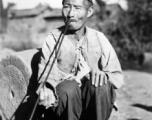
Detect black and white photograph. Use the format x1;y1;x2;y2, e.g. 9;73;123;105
0;0;152;120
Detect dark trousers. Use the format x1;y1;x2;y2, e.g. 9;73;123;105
43;79;116;120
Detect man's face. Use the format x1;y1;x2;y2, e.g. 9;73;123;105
62;0;91;31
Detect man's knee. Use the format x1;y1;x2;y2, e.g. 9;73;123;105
83;80;116;102
56;80;80;99
99;81;116;105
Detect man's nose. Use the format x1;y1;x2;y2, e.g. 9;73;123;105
68;7;75;18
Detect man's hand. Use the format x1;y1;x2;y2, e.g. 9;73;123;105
90;70;107;87
38;85;56;109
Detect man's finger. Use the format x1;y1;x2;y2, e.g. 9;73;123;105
39;88;45;106
99;74;103;86
43;87;49;106
46;89;51;107
91;70;95;85
46;89;55;109
40;88;44;101
104;76;108;84
47;89;53;107
95;72;99;87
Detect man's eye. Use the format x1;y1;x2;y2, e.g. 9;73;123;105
63;6;70;9
76;7;80;9
75;7;81;10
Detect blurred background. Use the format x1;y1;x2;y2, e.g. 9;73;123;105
0;0;152;69
0;0;152;119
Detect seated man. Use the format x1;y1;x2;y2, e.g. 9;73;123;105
37;0;124;120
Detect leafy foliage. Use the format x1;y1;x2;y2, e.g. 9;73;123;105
96;0;152;63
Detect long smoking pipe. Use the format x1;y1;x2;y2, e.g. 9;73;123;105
29;19;70;120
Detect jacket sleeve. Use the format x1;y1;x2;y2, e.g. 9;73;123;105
98;33;124;89
38;33;66;88
103;48;124;89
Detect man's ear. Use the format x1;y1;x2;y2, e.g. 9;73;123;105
87;6;94;18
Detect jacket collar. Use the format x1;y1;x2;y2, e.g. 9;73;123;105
51;26;99;48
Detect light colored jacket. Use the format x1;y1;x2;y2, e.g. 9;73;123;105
38;26;124;93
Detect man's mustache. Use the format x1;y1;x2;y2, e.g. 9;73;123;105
65;19;77;22
69;19;77;22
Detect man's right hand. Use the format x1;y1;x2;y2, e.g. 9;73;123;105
38;85;56;109
90;70;108;87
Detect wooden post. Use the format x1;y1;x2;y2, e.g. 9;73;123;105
0;0;3;33
0;0;7;33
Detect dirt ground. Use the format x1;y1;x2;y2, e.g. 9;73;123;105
109;70;152;120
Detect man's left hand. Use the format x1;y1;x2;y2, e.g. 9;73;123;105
90;70;108;87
